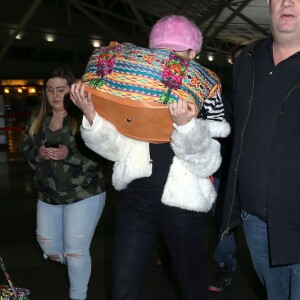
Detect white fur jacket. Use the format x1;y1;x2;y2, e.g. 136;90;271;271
81;113;230;212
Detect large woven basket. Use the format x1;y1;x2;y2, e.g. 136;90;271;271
82;42;219;142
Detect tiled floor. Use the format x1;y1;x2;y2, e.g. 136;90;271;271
0;131;267;300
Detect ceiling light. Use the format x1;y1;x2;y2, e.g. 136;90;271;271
208;55;214;62
45;34;55;42
93;40;101;48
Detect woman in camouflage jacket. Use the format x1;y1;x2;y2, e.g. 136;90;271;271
19;66;106;300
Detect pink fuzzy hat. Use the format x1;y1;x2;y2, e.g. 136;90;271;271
149;15;203;54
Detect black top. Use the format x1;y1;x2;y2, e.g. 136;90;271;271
221;37;300;265
237;42;276;221
237;41;300;221
120;143;174;201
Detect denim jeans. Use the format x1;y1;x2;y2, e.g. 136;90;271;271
36;193;106;300
212;178;237;271
113;192;209;300
213;231;237;271
241;210;300;300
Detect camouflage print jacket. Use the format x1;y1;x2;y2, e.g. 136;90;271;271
19;112;106;205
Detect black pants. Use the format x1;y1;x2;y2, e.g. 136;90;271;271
112;191;209;300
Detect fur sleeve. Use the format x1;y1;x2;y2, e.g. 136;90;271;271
80;114;152;190
80;114;129;162
170;119;230;178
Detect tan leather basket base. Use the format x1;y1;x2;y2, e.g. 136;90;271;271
85;86;173;143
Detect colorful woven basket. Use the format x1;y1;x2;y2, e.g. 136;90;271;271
82;42;220;142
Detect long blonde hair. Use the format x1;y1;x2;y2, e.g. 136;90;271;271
29;66;80;136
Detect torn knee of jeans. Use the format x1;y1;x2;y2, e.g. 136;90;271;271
37;234;51;244
48;253;61;260
45;252;64;263
65;252;83;258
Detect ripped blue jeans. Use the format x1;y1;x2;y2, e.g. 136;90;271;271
36;193;106;300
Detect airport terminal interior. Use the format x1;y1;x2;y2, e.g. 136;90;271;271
0;0;272;299
0;122;266;300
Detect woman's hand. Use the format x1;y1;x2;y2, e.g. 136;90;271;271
168;99;196;126
70;81;95;125
45;145;69;161
38;145;50;160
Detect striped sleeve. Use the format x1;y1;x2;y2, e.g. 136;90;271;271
200;90;225;122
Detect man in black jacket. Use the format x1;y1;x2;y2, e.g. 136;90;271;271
221;0;300;299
